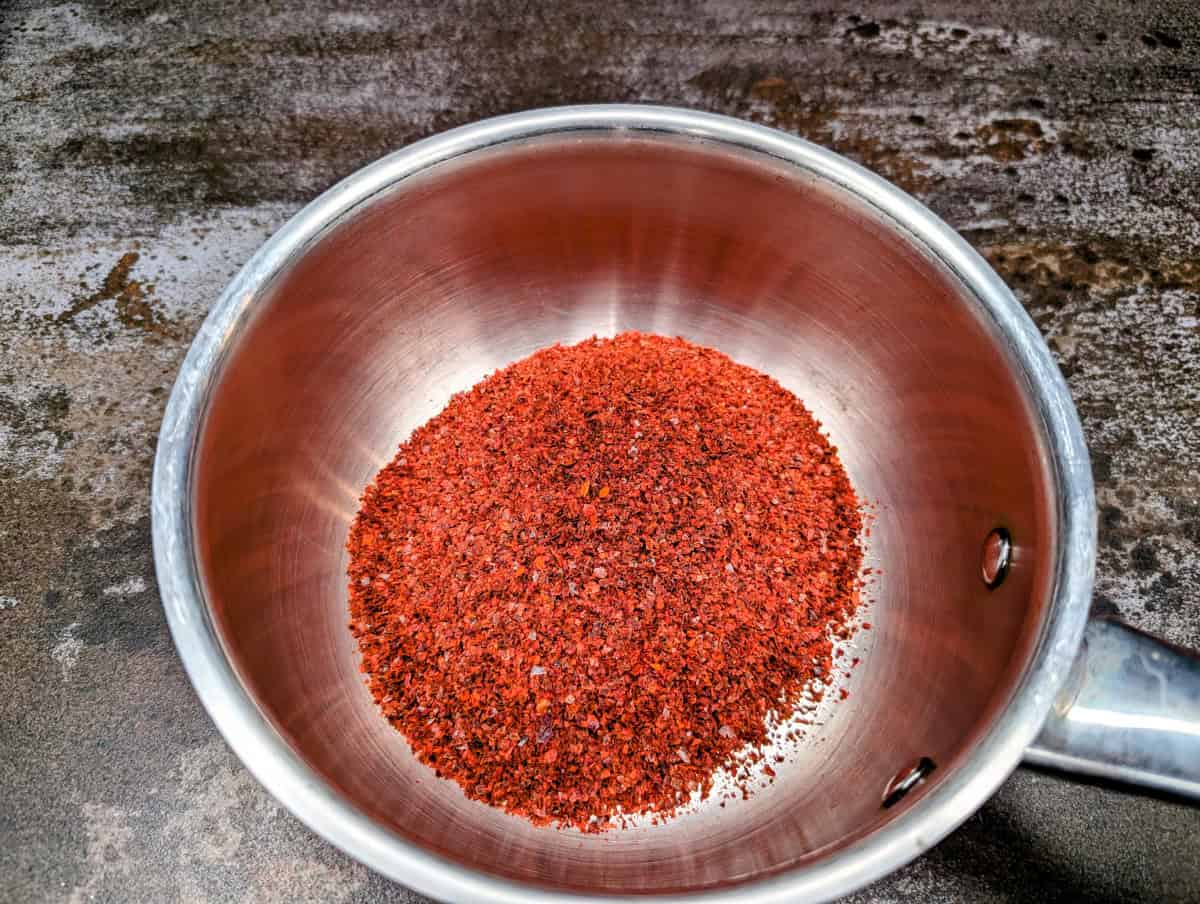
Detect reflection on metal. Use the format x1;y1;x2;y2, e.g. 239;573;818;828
1026;618;1200;799
882;758;938;808
981;527;1012;589
1066;705;1200;739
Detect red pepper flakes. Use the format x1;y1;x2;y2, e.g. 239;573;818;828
348;332;864;830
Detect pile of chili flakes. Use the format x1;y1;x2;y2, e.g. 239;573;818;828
348;332;864;830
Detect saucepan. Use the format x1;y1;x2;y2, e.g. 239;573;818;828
152;105;1200;902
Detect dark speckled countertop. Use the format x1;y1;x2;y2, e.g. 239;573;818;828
2;2;1198;902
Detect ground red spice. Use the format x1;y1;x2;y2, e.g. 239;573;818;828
348;332;864;829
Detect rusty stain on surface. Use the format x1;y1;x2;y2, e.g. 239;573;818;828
728;73;933;194
56;252;175;337
975;118;1049;162
982;240;1200;296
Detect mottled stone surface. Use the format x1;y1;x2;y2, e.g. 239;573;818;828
2;2;1198;902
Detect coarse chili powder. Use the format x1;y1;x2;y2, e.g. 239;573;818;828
348;332;864;830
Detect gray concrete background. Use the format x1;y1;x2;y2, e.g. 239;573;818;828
2;1;1198;901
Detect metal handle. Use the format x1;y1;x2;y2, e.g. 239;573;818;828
1024;617;1200;798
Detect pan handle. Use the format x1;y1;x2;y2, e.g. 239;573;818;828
1024;617;1200;798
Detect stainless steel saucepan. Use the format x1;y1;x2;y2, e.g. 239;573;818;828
152;105;1200;903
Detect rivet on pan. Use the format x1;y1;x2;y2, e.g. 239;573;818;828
981;527;1012;589
882;757;937;808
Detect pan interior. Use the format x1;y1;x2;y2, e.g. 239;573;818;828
192;134;1056;894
